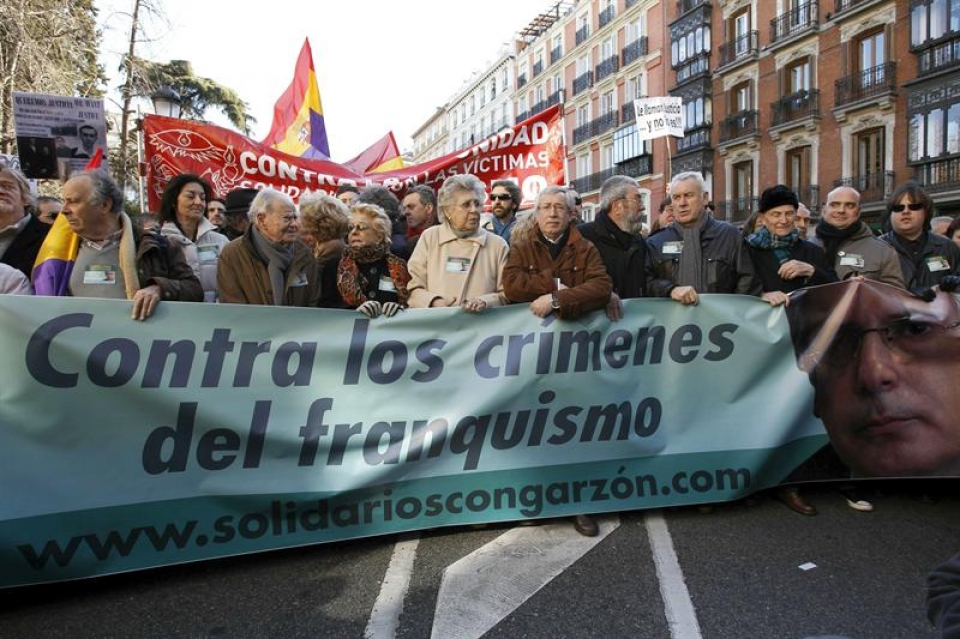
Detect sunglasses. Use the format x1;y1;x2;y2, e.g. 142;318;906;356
490;193;512;202
347;222;371;232
891;203;924;213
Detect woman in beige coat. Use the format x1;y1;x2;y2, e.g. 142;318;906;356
406;174;508;313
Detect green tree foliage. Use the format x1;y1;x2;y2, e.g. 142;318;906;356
124;57;255;134
0;0;106;154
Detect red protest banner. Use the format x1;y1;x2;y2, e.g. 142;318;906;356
142;106;565;211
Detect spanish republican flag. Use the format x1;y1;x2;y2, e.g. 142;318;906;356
342;132;405;174
262;38;331;159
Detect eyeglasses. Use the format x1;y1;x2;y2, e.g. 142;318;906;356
490;193;512;202
347;222;372;233
818;317;960;372
618;196;644;206
891;203;925;213
537;203;568;213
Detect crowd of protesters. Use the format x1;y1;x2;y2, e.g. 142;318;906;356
3;164;960;527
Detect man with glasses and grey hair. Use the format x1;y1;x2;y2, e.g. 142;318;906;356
648;171;760;304
503;184;612;537
787;278;960;477
579;175;655;320
0;165;49;278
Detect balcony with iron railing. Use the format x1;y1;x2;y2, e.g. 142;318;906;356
524;91;564;121
533;60;544;77
570;167;617;194
834;62;896;108
916;34;960;77
676;124;712;154
913;157;960;193
572;70;593;96
616;154;653;178
771;89;820;127
770;1;818;44
718;31;758;69
599;5;616;29
517;73;528;90
716;198;759;225
550;45;563;64
833;171;895;203
576;24;590;46
674;54;710;83
720;110;759;143
595;55;620;83
677;0;709;16
622;36;649;67
834;0;880;15
572;111;620;145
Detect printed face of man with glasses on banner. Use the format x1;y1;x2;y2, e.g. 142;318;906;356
787;278;960;477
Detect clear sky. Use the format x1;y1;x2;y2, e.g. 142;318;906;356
95;0;553;162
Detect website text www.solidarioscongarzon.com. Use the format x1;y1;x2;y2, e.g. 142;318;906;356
17;466;750;571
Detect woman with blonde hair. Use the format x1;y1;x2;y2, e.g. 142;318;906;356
336;203;411;318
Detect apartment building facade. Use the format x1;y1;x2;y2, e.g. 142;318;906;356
678;0;946;228
413;0;959;228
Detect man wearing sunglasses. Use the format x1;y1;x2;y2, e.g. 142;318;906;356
787;278;960;477
879;181;960;291
811;185;904;287
483;180;521;244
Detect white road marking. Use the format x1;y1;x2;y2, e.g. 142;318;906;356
430;516;620;639
364;535;420;639
644;512;703;639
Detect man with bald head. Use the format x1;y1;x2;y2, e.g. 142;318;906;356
811;185;903;287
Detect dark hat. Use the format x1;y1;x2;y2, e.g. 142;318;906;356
758;184;799;213
224;187;258;217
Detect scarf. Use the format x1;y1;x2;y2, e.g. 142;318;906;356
337;241;410;308
33;212;139;298
249;224;294;306
676;214;708;292
537;227;569;261
747;227;799;264
816;220;863;266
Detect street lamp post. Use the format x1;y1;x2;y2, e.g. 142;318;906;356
150;85;182;119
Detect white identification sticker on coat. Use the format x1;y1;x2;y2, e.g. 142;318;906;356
663;241;684;255
83;265;117;284
290;273;308;288
197;245;219;262
838;252;865;268
379;275;396;292
927;255;951;272
445;257;472;273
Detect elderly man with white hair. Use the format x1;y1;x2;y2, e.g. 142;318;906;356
217;188;322;306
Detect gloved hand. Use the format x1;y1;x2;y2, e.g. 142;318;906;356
382;302;402;317
357;300;382;318
939;275;960;293
910;286;937;302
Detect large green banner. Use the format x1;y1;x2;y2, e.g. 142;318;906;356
0;295;825;587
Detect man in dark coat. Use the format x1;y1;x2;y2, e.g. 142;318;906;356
578;175;655;319
0;166;49;278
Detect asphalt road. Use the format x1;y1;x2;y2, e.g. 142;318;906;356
2;480;957;639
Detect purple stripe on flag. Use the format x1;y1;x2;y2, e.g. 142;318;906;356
309;111;330;158
32;259;75;297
